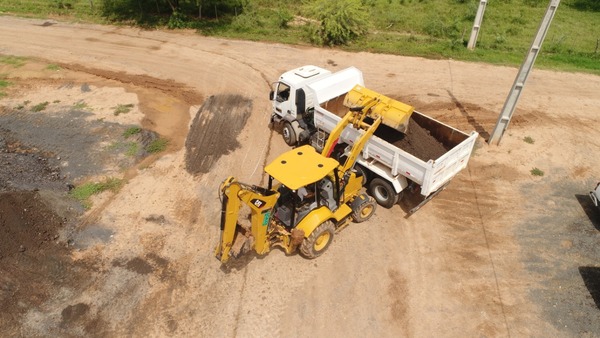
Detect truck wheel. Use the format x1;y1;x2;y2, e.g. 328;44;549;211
354;164;368;186
282;122;297;146
351;195;377;223
300;220;335;259
369;178;399;209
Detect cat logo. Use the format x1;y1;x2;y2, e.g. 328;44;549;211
250;198;266;209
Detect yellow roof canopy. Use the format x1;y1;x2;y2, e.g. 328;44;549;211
265;145;338;190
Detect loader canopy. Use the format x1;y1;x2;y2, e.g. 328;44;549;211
265;145;338;191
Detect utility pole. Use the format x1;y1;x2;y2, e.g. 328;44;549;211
467;0;487;50
488;0;560;145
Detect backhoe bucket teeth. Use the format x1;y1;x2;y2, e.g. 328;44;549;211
230;229;253;259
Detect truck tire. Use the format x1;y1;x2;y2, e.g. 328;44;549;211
369;178;399;209
351;195;377;223
300;220;335;259
354;164;368;186
282;122;297;146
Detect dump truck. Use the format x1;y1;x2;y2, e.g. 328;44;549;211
270;65;479;211
215;87;415;263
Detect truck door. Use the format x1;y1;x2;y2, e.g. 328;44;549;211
272;82;295;120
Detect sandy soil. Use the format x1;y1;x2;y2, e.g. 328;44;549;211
0;16;599;337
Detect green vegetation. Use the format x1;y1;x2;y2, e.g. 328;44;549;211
72;100;89;110
123;126;142;138
46;64;61;71
305;0;369;46
0;55;26;68
146;138;168;153
126;142;139;156
31;101;50;112
1;0;599;73
0;78;9;98
70;177;124;209
530;167;545;176
16;100;31;109
113;103;134;116
523;136;535;144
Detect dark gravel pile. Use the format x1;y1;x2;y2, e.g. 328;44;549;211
374;118;449;162
0;130;66;192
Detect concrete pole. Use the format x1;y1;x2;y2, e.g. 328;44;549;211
488;0;560;145
467;0;487;50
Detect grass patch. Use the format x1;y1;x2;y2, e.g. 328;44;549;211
123;126;142;138
113;103;134;116
31;101;49;112
523;136;535;144
126;142;139;157
2;1;599;75
0;55;26;68
146;138;168;153
72;100;89;110
0;79;9;98
16;100;30;109
46;64;61;71
70;177;124;209
530;168;545;176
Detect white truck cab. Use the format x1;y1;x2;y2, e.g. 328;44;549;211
270;65;363;145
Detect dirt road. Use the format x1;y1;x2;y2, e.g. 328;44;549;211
1;16;599;337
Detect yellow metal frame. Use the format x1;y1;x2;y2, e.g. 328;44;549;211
265;145;339;190
215;177;280;263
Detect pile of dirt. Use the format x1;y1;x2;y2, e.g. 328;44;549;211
0;130;66;192
0;191;65;259
0;191;74;333
374;119;449;162
185;95;252;174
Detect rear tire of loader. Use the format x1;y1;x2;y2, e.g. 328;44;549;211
300;220;335;259
369;178;400;209
282;122;297;146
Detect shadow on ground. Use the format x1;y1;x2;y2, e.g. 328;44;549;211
579;266;600;310
575;194;600;231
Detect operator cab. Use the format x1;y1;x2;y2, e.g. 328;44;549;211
264;145;340;228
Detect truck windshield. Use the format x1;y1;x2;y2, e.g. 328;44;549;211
276;83;290;103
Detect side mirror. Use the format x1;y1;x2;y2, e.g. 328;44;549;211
269;90;274;101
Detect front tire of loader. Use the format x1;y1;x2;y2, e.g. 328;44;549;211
369;178;400;209
351;196;377;223
300;220;335;259
282;122;297;146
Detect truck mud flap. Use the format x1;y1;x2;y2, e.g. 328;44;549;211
405;182;450;217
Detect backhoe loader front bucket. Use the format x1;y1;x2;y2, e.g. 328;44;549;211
344;85;414;133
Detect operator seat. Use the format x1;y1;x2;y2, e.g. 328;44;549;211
319;178;337;211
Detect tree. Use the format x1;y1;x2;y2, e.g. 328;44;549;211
306;0;370;46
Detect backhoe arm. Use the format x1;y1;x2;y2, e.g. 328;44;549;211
215;177;280;263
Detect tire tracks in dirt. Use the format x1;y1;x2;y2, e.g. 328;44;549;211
465;165;512;338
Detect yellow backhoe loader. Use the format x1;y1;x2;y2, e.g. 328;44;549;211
215;85;413;263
